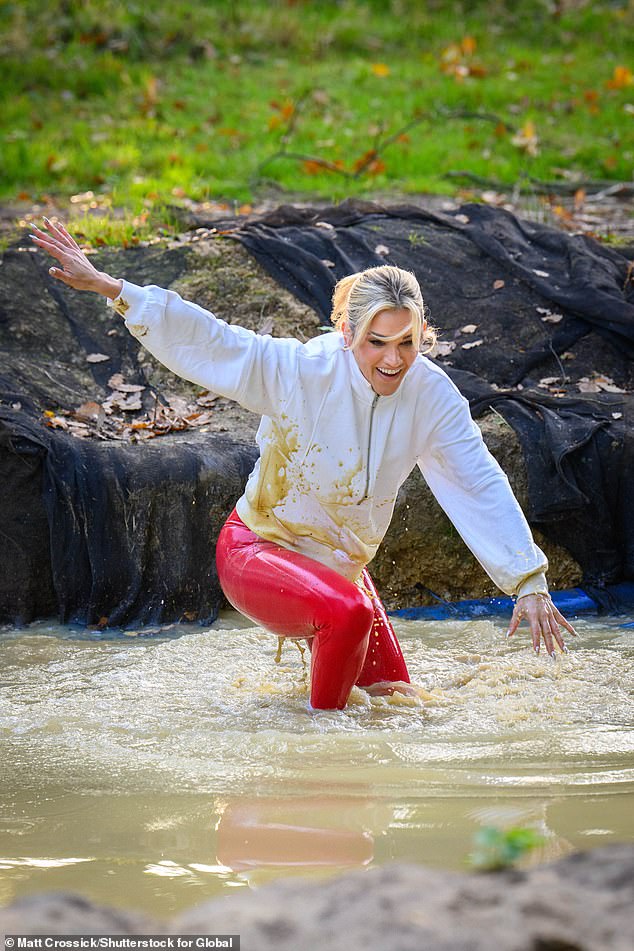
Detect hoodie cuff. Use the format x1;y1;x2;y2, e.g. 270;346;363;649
106;279;147;320
106;280;154;337
515;572;549;600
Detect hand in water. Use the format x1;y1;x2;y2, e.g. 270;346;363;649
362;680;429;699
507;592;577;657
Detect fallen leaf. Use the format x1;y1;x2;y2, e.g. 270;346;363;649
493;279;505;290
460;324;478;334
539;312;564;323
115;383;145;393
532;269;550;278
86;353;110;363
511;120;539;156
196;392;218;407
371;63;390;77
577;379;601;393
374;244;390;256
595;376;626;393
435;341;456;356
462;339;483;350
75;401;105;424
46;415;69;429
606;65;633;89
612;412;623;419
108;373;125;389
166;395;189;416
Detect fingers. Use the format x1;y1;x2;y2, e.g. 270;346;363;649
30;220;81;258
553;606;578;638
48;267;74;286
42;216;78;250
510;594;576;658
506;608;521;638
30;231;69;265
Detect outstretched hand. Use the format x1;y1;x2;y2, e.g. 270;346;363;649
30;219;122;298
507;593;577;657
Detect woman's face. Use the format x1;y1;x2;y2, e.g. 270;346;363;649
347;308;417;396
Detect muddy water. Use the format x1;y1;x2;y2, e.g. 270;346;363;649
0;613;632;916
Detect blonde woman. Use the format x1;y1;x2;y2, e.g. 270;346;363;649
31;219;576;710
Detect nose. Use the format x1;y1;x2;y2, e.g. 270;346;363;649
383;345;401;367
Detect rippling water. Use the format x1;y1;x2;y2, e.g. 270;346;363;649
1;613;633;915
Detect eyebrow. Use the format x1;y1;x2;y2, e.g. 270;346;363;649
368;331;414;339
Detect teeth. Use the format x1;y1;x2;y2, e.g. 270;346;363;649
378;368;401;376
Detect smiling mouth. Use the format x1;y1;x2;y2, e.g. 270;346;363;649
377;367;402;377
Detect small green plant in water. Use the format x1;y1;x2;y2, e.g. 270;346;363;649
468;826;545;871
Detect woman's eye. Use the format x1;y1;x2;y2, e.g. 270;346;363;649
369;339;385;347
401;340;413;348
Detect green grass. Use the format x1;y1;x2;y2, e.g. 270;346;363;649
1;0;632;242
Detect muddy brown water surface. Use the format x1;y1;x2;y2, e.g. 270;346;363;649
1;611;633;917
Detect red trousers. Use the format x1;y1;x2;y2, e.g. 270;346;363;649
216;509;410;710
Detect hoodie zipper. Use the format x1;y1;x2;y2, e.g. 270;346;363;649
358;392;379;503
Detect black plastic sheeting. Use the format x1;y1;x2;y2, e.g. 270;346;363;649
235;201;634;605
0;409;258;626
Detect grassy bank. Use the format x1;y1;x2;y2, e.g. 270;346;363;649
0;0;632;242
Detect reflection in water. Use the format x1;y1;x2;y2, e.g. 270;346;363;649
215;797;378;876
0;613;633;914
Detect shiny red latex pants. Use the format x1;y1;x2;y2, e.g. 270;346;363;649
216;509;410;710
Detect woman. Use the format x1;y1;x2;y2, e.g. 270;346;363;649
31;219;576;710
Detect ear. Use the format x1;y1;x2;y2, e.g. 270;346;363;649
341;322;353;349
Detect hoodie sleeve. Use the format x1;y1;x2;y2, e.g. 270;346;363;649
417;377;548;599
107;279;298;416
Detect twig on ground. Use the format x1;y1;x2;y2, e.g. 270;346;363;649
253;106;520;185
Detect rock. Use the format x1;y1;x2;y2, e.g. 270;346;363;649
173;847;634;950
1;846;632;949
0;891;158;935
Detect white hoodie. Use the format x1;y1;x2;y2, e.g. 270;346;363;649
109;280;548;597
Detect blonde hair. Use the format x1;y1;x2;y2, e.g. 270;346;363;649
330;265;435;353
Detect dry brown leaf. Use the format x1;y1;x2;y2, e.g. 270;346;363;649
462;339;483;350
577;379;601;393
115;383;145;393
374;244;390;256
196;393;218;407
46;415;69;429
166;395;189;416
460;324;478;333
493;279;505;290
435;340;456;356
75;401;105;424
108;373;125;389
86;353;110;363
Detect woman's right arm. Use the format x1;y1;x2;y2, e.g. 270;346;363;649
30;220;297;416
31;219;122;298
